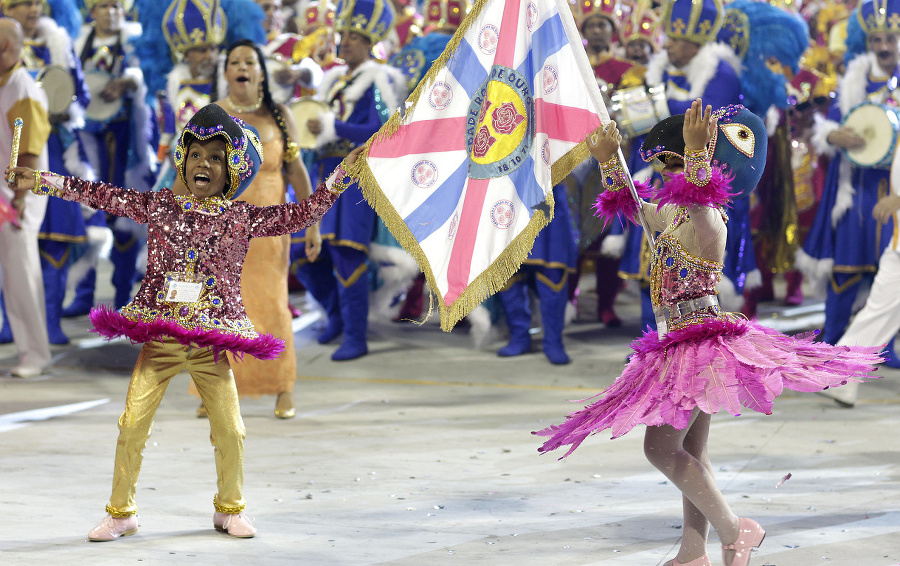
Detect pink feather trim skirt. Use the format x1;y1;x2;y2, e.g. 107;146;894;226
89;305;286;361
535;317;883;458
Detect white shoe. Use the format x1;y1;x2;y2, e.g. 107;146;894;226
88;514;138;541
818;382;859;408
10;365;50;378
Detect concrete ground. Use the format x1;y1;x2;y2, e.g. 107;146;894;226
0;275;898;566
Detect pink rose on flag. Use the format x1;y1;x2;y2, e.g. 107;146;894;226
473;125;496;158
492;102;525;135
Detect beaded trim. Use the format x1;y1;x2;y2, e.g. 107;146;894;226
106;504;136;518
174;194;232;215
213;494;246;514
598;156;628;192
328;165;354;194
683;148;711;187
33;170;65;197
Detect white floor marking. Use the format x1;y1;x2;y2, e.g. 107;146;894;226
0;398;109;433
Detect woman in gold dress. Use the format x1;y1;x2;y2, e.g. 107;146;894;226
193;39;322;418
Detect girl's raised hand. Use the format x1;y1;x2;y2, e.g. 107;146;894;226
587;121;622;163
5;166;36;191
683;98;716;151
344;146;366;166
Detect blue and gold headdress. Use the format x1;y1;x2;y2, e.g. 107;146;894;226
174;104;263;200
162;0;227;56
856;0;900;35
662;0;724;45
335;0;395;44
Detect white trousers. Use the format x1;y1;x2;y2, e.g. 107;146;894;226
0;191;51;370
837;248;900;348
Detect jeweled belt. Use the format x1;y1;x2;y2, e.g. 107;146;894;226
654;294;720;338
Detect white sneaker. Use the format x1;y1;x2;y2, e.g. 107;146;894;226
10;365;50;378
88;514;138;541
818;382;859;408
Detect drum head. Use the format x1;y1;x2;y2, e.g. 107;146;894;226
36;66;75;115
844;104;900;168
290;97;329;149
84;71;123;122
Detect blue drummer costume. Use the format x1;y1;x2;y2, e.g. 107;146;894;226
578;0;658;330
715;1;809;320
800;0;900;348
295;0;405;361
632;0;756;323
70;0;156;316
0;0;92;345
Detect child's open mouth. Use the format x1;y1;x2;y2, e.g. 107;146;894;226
237;76;249;83
194;173;210;187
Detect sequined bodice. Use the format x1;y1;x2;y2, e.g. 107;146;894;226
651;234;722;307
651;232;723;333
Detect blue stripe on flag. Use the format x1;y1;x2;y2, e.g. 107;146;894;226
509;154;544;213
517;13;567;97
404;160;470;242
448;39;488;98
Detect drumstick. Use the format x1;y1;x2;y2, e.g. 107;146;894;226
8;117;23;184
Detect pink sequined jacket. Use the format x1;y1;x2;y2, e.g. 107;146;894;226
32;170;346;360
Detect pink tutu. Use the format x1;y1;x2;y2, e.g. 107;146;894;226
535;317;883;458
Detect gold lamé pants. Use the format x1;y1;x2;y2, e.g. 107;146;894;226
106;339;246;517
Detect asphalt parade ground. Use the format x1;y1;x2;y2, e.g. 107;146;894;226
1;273;898;566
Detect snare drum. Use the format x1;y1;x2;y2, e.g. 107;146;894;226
609;84;670;137
290;97;329;148
35;65;75;115
842;102;900;169
84;71;124;122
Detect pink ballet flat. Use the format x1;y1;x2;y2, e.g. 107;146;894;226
88;514;138;541
722;517;765;566
670;556;711;566
214;511;257;538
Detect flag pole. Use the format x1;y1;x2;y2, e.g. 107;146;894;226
616;147;656;250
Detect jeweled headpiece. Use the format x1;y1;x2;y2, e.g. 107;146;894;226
163;0;227;56
301;0;336;33
620;1;662;49
335;0;395;44
641;105;767;198
572;0;622;32
174;104;264;200
856;0;900;35
422;0;468;32
663;0;724;45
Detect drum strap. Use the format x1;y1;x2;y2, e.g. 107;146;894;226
79;29;124;76
328;73;359;106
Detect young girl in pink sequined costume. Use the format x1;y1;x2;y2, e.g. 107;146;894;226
7;104;359;542
535;100;884;566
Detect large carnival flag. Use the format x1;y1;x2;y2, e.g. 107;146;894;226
349;0;609;331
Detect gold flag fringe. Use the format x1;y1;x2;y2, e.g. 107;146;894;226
346;0;596;331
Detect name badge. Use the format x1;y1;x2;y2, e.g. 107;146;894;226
164;279;203;303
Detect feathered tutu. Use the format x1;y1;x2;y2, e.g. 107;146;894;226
535;316;883;458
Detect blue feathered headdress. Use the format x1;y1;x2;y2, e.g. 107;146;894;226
133;0;173;102
220;0;266;47
46;0;83;38
844;7;867;67
717;0;808;117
